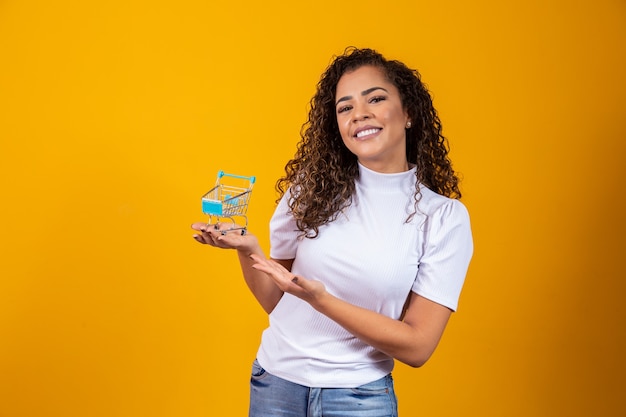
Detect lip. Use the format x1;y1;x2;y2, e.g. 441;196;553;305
353;125;382;139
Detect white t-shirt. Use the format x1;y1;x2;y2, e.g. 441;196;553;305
256;163;473;388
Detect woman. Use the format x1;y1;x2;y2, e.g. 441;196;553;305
192;47;473;417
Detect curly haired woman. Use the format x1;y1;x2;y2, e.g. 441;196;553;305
192;47;473;417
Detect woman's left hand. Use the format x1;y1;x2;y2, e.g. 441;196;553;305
249;254;327;304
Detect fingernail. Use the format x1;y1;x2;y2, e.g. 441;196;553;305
292;277;298;283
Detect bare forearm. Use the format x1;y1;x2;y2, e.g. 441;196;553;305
311;292;447;367
191;223;284;314
237;248;283;314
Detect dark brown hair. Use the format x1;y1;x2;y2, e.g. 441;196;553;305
276;47;461;237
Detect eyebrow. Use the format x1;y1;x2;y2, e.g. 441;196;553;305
335;86;389;106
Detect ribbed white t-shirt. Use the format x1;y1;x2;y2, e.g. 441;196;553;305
256;163;473;388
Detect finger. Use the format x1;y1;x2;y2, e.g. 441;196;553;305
290;275;309;289
193;234;207;244
214;224;249;237
250;261;271;274
249;253;266;264
250;254;281;267
191;222;210;232
252;260;293;284
207;231;226;246
250;256;280;274
214;222;229;231
214;230;241;244
251;261;284;278
198;227;225;246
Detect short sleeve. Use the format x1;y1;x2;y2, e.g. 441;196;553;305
412;199;473;311
269;189;300;260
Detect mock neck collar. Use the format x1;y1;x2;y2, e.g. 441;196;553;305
356;163;417;192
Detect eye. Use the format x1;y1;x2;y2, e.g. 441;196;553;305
369;95;387;104
337;104;352;114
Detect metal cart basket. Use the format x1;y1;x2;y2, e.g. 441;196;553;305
201;171;256;235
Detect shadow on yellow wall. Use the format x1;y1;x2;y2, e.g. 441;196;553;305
1;1;625;416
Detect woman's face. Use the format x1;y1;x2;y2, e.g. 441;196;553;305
335;65;410;173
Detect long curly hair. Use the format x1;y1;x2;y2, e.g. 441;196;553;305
276;47;461;238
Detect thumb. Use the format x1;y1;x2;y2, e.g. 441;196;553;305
290;275;325;301
291;275;313;290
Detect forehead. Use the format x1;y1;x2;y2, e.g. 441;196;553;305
336;65;395;94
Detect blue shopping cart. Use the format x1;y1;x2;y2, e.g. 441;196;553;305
201;171;256;235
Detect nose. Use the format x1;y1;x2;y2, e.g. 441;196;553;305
352;103;372;122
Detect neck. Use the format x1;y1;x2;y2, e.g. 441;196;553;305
358;159;410;173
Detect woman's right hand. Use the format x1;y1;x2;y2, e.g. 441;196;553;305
191;222;258;252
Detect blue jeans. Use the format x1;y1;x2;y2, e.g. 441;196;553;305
249;359;398;417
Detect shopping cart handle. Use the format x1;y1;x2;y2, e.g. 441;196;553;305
217;170;255;183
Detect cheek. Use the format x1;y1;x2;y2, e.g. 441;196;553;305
337;118;351;139
386;106;406;124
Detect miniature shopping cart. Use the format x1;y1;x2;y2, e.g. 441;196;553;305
201;171;256;235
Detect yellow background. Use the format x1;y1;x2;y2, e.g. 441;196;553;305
1;1;625;416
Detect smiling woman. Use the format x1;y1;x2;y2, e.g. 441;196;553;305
335;66;411;173
191;47;473;417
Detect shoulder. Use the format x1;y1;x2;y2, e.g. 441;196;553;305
418;185;470;222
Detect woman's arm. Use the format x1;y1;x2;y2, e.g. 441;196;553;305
191;223;287;314
250;254;452;367
313;290;451;367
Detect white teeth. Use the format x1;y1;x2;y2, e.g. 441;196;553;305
356;128;380;138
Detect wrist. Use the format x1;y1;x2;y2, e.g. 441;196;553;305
309;287;332;311
236;237;261;256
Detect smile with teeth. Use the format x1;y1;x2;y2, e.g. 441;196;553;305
355;128;381;138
